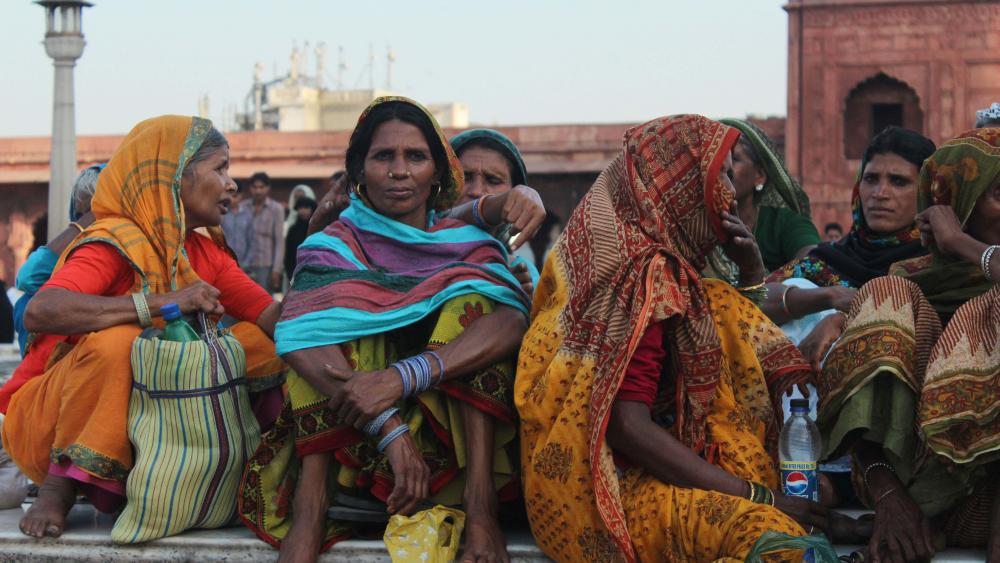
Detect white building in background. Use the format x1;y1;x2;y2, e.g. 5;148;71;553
237;46;469;132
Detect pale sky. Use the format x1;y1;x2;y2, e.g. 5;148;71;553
1;0;790;137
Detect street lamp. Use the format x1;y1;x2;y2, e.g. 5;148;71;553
37;0;92;240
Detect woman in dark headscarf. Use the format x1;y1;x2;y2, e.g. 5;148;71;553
818;127;1000;562
765;127;936;366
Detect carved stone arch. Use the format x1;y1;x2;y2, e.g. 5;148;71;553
843;72;924;159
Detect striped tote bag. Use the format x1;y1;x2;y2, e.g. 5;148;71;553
111;314;261;543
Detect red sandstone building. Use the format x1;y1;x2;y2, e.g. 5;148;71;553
1;0;999;286
784;0;1000;228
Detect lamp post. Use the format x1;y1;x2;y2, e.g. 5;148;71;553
37;0;92;240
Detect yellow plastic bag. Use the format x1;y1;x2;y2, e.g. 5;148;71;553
384;505;466;563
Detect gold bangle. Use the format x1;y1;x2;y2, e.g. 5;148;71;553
874;487;897;506
479;193;501;228
781;285;796;318
738;280;766;292
132;292;153;328
68;222;85;234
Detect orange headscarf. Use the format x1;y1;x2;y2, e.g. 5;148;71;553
56;115;226;292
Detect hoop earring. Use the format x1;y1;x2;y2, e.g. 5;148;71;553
432;182;442;199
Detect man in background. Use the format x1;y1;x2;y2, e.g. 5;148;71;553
220;180;256;268
823;222;844;242
239;172;284;293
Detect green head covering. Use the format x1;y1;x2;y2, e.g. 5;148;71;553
892;127;1000;319
449;128;528;187
718;118;811;217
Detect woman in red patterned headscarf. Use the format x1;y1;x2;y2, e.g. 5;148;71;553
517;115;826;562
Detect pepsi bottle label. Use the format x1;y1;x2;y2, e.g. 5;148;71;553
780;461;818;502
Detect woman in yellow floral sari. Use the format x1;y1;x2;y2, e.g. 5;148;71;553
516;115;827;562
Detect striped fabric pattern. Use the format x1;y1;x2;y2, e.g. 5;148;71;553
112;326;260;544
275;195;530;355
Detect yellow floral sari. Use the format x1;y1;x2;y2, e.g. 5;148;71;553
516;115;812;562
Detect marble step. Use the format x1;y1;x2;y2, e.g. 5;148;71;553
0;505;987;562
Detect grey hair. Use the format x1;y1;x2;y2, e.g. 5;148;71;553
70;166;101;219
182;127;229;175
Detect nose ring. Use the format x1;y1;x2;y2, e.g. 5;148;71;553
388;171;412;180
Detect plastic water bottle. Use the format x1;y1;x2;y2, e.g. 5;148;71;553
780;398;822;562
161;303;199;342
779;398;821;502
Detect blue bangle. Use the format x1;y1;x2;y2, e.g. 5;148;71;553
472;197;489;229
413;354;431;394
425;351;445;384
393;362;412;398
364;407;399;437
377;423;410;453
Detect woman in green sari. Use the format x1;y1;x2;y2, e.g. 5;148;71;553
819;127;1000;563
703;118;820;282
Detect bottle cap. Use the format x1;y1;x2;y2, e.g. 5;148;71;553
790;398;809;411
161;303;181;321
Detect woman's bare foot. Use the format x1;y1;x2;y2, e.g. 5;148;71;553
277;508;325;563
461;505;510;563
19;474;76;538
829;511;873;544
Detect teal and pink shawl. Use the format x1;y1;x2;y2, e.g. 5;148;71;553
275;195;531;355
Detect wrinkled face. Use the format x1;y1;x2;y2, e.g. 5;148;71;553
730;141;765;203
967;177;1000;245
458;145;513;205
180;146;236;229
362;119;439;228
859;152;920;234
250;179;270;204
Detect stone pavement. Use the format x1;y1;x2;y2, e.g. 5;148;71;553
0;504;987;562
0;504;551;562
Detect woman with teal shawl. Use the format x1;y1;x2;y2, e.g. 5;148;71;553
239;97;531;563
818;127;1000;562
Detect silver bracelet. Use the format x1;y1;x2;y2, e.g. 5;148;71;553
132;292;152;328
862;461;895;491
377;423;410;453
981;245;999;282
363;407;399;437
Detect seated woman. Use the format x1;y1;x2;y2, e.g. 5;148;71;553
0;115;284;538
516;115;828;562
238;97;533;563
449;128;535;259
305;136;544;294
819;127;1000;562
704;118;820;278
766;127;935;364
13;164;102;356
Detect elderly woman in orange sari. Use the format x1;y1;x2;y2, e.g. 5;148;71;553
516;115;830;562
0;116;283;539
